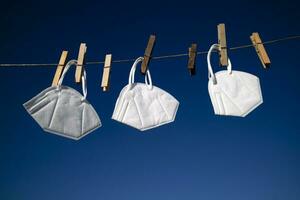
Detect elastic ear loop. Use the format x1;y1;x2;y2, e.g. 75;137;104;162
57;59;87;100
128;61;135;86
128;57;144;86
227;58;232;74
207;44;232;85
207;44;218;85
128;57;152;90
144;70;153;90
81;69;87;100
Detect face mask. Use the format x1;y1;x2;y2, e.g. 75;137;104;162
23;60;101;140
207;44;263;117
112;57;179;131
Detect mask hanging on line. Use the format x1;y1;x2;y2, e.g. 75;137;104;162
112;57;179;131
207;44;263;117
23;60;101;140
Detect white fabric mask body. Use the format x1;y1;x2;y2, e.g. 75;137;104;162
24;60;101;140
207;44;263;117
112;57;179;131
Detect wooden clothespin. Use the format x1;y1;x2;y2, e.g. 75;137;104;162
250;32;271;68
52;51;68;86
75;43;87;83
141;35;156;75
188;43;197;75
217;23;228;67
101;54;112;91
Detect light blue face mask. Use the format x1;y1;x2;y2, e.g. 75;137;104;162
23;60;101;140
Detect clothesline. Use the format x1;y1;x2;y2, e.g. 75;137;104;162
23;43;267;138
0;35;300;67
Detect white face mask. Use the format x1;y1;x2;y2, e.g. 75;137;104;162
112;57;179;131
207;44;263;117
23;60;101;140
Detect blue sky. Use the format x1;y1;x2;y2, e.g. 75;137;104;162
0;0;300;199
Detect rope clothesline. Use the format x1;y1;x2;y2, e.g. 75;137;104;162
1;35;300;67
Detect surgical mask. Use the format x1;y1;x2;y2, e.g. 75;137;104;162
112;57;179;131
23;60;101;140
207;44;263;117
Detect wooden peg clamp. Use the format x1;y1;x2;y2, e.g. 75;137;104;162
141;35;156;75
217;23;228;67
101;54;112;91
188;43;197;75
250;32;271;69
75;43;87;83
52;51;68;86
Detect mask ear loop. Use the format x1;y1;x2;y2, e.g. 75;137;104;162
207;44;232;85
144;69;153;90
57;59;87;100
128;57;145;90
207;44;219;85
227;58;232;74
81;69;87;100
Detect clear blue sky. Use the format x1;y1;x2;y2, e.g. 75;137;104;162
0;0;300;199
